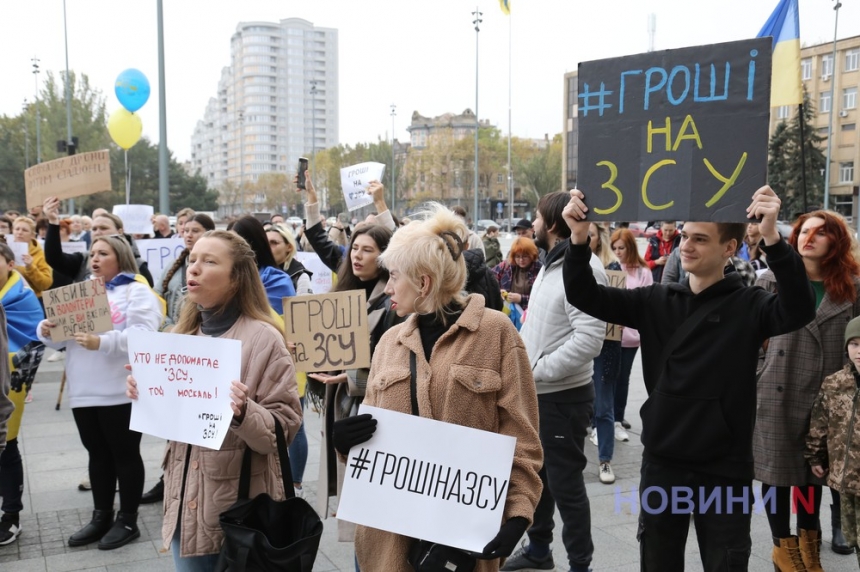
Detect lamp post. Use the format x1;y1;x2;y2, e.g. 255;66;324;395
472;7;482;226
32;57;41;164
390;103;396;213
23;99;29;169
824;0;842;211
310;80;318;184
62;0;76;213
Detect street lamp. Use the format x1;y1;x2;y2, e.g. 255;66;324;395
22;99;29;169
32;57;41;164
390;103;396;213
824;0;842;211
472;7;482;225
310;80;318;184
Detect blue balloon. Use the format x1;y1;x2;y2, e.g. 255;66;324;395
115;68;150;112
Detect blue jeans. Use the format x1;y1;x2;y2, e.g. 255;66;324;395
289;397;308;485
615;347;639;423
172;520;220;572
593;341;621;462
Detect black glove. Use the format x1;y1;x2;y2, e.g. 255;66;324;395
480;516;529;559
332;413;377;455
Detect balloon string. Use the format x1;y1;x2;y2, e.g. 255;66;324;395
125;149;130;205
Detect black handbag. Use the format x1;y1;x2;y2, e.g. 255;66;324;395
215;413;323;572
405;352;477;572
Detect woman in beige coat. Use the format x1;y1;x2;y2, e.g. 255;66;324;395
127;230;302;570
333;205;543;571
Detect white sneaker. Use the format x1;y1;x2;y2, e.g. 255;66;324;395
599;462;615;484
47;351;64;362
614;421;630;442
589;428;598;447
293;486;304;498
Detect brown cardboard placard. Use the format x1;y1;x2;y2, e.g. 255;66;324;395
25;150;112;209
283;290;370;372
42;278;113;342
605;270;627;341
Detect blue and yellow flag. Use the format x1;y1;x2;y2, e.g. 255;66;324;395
757;0;803;107
499;0;510;15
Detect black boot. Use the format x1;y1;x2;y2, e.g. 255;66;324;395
98;511;140;550
140;476;164;504
68;509;114;547
832;502;853;555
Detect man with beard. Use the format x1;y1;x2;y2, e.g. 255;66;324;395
503;191;606;572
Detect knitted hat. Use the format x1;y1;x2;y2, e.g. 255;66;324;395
845;316;860;350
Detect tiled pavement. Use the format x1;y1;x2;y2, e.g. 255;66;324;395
1;349;858;571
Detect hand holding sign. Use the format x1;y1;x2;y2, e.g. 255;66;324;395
339;162;386;212
562;189;591;245
747;185;782;245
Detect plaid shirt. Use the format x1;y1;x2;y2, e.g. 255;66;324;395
491;260;542;310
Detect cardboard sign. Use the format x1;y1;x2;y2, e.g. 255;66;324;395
127;330;240;450
112;204;155;235
24;149;112;209
605;270;627;341
282;290;370;372
294;252;333;294
60;241;89;255
137;237;185;280
577;37;771;222
42;278;112;342
337;405;517;553
7;241;28;266
340;162;385;212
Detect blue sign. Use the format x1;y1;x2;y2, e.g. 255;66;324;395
496;201;504;214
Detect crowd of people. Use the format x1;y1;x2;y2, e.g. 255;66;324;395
1;182;860;572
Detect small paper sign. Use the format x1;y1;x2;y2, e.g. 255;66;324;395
294;252;333;294
61;241;89;255
42;278;113;342
7;241;28;266
337;405;517;553
127;330;240;450
605;270;627;341
112;204;155;235
339;162;385;212
282;290;370;372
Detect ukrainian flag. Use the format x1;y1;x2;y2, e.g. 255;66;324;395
757;0;803;107
499;0;510;15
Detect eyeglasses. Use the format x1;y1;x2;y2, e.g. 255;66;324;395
513;254;532;260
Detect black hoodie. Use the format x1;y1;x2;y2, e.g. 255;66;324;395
563;238;815;480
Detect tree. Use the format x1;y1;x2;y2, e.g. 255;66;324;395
767;89;826;219
514;135;563;202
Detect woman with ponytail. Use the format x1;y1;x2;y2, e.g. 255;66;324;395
156;214;215;329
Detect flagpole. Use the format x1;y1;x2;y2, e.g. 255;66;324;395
507;7;513;231
823;0;841;211
798;103;808;213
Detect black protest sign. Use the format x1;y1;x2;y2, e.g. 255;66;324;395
283;291;371;372
577;37;771;222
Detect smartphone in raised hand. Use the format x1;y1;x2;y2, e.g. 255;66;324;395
297;157;309;190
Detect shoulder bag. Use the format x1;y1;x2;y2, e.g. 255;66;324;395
216;412;324;572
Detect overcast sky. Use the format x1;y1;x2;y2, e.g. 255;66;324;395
1;0;858;163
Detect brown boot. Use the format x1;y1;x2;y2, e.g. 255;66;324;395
772;536;808;572
798;529;823;572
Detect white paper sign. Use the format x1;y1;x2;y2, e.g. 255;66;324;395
337;405;517;552
61;241;89;255
137;237;186;280
113;204;155;235
339;162;385;212
7;241;28;266
128;329;240;450
294;252;332;294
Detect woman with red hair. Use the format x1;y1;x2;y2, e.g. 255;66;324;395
754;210;860;569
492;237;542;310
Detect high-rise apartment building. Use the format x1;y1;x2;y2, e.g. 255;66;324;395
190;18;338;215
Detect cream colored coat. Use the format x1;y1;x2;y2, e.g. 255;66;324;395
354;295;543;572
161;316;302;557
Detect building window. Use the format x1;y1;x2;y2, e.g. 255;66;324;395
777;105;790;119
801;58;812;80
844;87;857;110
820;91;832;114
840;162;855;184
497;174;503;184
843;123;856;131
847;49;860;72
822;54;834;78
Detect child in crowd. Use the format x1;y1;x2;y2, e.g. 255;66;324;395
807;315;860;567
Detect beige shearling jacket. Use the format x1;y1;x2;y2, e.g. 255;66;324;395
161;316;302;557
354;295;543;572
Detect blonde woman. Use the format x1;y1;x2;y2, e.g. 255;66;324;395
267;224;313;295
12;216;52;301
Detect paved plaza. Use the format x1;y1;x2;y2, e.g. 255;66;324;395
0;349;857;571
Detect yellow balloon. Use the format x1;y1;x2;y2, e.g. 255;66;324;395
108;108;142;150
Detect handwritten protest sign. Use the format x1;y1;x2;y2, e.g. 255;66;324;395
337;405;517;552
137;237;185;280
61;241;89;256
127;330;240;450
294;252;333;294
43;278;112;342
7;241;27;266
24;150;112;209
283;290;370;372
578;37;771;222
339;162;385;212
605;270;627;341
112;204;154;235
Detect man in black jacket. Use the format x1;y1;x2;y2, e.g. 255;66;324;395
561;186;815;572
